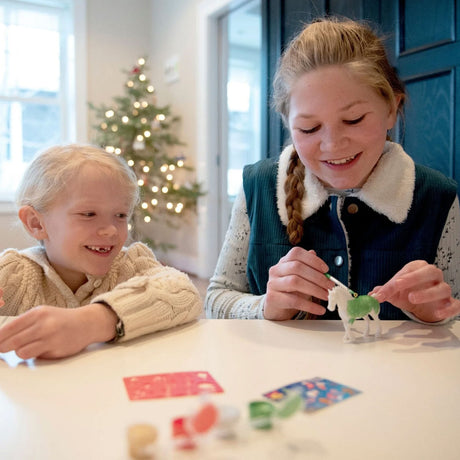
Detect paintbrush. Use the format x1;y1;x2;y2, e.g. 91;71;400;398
325;273;358;297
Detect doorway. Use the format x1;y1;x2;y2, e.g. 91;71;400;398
217;0;262;248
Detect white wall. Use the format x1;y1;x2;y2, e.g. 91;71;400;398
86;0;152;134
144;0;203;273
0;206;35;251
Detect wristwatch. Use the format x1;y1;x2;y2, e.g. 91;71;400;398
113;315;125;342
98;301;125;342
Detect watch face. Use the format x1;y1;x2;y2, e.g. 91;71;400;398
99;301;124;342
115;319;125;339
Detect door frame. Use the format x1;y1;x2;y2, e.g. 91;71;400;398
196;0;250;278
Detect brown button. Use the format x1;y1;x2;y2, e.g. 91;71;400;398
347;203;359;214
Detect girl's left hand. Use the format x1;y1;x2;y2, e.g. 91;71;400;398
370;260;460;322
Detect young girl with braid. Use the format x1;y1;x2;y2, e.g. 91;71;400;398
0;144;202;359
205;18;460;323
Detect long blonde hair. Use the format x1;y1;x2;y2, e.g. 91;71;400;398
16;144;139;215
273;18;406;245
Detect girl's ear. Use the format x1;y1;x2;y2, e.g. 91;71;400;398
18;206;48;240
387;94;403;129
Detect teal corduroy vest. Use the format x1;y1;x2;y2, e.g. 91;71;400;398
243;158;458;320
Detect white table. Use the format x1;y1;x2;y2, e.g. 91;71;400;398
0;319;459;460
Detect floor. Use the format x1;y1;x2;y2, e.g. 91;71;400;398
188;274;210;318
188;274;209;299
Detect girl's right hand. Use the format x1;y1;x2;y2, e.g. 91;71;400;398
264;247;335;320
0;303;118;359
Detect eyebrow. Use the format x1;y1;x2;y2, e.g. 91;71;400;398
294;100;367;119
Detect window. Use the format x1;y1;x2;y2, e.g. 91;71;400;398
0;0;76;201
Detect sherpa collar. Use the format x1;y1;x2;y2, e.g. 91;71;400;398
276;141;416;225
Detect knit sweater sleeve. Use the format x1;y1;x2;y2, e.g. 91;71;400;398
434;195;460;300
404;196;460;324
0;249;29;315
92;243;202;341
0;248;48;316
205;188;266;319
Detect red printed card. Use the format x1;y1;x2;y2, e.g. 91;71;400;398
123;371;224;401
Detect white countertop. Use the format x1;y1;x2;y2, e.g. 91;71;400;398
0;319;459;459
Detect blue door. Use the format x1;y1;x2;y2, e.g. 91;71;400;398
382;0;460;194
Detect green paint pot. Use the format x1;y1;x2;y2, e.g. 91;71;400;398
249;401;275;430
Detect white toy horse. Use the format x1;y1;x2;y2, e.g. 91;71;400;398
327;285;381;342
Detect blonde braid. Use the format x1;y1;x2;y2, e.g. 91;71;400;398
284;149;305;245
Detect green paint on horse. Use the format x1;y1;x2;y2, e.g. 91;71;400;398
347;295;380;324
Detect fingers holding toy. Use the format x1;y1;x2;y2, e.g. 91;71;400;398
370;260;459;322
264;247;334;320
269;247;333;295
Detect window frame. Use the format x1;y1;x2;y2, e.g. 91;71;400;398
0;0;86;210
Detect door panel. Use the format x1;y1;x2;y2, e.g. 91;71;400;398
390;0;460;193
401;0;454;52
403;71;454;178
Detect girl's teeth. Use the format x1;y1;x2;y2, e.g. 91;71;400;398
327;154;357;165
87;246;110;253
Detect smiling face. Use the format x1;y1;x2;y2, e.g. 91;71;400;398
38;164;131;291
288;65;398;189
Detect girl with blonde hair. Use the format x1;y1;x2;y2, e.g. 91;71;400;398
0;144;202;359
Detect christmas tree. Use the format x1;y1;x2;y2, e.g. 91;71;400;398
89;58;203;249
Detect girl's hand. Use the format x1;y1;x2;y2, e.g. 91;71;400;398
370;260;460;322
0;303;118;359
264;247;335;320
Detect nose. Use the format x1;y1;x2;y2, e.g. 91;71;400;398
320;125;348;152
97;223;117;237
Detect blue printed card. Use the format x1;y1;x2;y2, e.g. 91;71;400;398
263;377;361;412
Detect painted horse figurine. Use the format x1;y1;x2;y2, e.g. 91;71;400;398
327;285;381;342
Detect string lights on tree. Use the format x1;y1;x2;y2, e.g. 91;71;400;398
90;58;203;248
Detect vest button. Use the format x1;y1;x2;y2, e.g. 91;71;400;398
347;203;359;214
334;256;344;267
94;279;102;288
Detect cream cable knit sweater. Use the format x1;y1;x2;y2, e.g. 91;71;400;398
0;242;202;341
